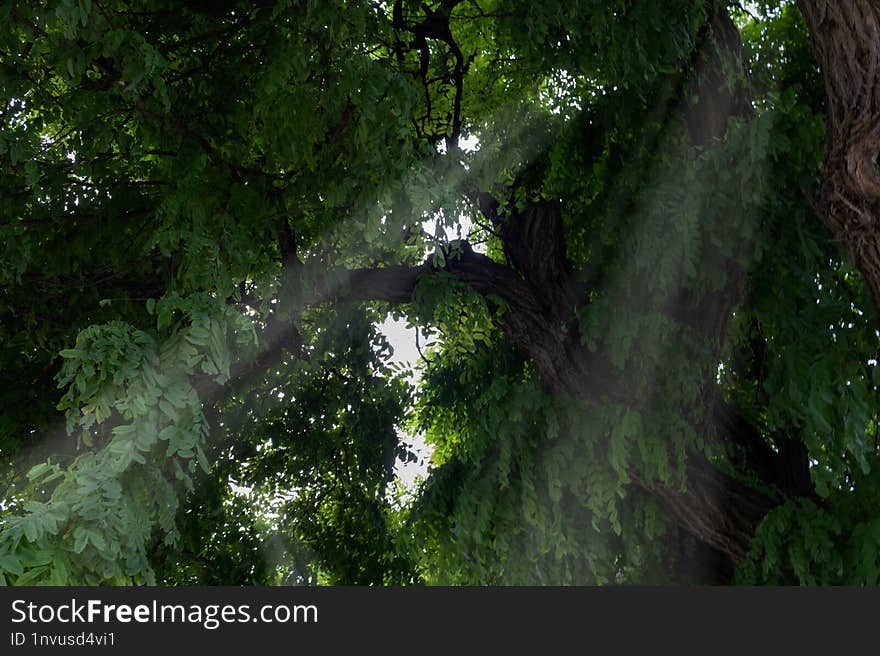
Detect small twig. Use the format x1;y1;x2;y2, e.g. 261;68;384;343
415;326;434;366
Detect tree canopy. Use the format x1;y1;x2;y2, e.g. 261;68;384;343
2;0;880;585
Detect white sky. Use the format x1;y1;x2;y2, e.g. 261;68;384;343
379;315;433;489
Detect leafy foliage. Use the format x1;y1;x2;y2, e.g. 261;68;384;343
2;0;879;585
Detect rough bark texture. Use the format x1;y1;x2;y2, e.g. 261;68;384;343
630;454;773;565
799;0;880;311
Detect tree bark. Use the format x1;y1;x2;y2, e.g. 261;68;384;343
799;0;880;311
629;454;773;565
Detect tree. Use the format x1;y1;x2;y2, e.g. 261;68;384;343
1;0;879;586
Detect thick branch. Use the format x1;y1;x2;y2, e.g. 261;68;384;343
462;187;579;325
197;244;591;406
331;246;590;397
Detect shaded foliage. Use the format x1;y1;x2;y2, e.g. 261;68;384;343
2;0;880;585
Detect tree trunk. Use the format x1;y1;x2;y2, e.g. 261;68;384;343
799;0;880;311
629;455;773;566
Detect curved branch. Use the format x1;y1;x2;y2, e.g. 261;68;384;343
325;246;590;397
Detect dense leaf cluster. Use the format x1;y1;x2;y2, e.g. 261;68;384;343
2;0;879;585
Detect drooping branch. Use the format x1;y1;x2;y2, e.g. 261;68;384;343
239;240;778;569
329;247;779;567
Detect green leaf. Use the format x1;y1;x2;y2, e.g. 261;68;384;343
14;566;49;586
26;462;51;481
195;444;211;474
73;528;89;554
0;554;24;576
